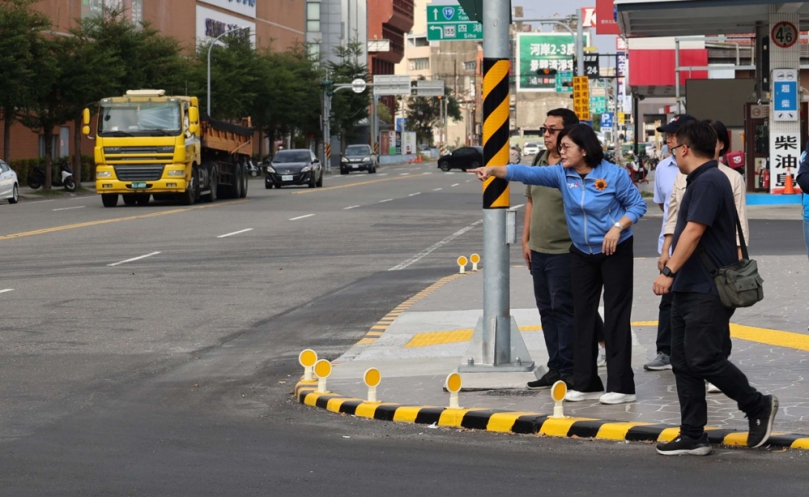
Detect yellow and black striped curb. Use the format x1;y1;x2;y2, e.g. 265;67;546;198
295;382;809;451
353;272;471;346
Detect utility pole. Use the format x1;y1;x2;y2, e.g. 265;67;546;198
459;0;533;373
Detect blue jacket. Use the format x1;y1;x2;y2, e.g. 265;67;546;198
505;160;647;254
799;142;809;221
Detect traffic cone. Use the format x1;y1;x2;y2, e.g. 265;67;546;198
784;168;796;194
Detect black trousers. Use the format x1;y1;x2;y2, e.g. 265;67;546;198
656;292;673;356
670;291;765;438
570;237;635;394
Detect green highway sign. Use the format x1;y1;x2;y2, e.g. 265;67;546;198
590;96;607;114
516;32;589;92
427;5;483;41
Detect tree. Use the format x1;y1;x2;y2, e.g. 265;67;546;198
327;41;369;149
404;79;462;144
192;33;259;120
0;0;50;162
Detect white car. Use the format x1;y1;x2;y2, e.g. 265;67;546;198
0;160;19;204
522;142;540;156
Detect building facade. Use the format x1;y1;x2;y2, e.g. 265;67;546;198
0;0;305;162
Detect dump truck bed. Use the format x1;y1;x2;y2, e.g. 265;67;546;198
201;116;253;156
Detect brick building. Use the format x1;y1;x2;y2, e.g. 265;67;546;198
0;0;304;162
367;0;414;113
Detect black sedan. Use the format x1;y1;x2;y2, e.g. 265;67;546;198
265;149;323;189
340;144;377;174
437;146;483;172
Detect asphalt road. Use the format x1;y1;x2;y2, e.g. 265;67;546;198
0;163;806;496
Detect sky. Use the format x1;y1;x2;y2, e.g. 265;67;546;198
519;1;617;54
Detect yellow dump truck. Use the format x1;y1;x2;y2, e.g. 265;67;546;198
83;89;253;207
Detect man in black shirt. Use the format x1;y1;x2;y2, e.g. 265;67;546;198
652;121;778;456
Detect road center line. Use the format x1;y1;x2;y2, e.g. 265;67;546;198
0;289;14;294
451;183;460;187
389;219;483;271
433;187;443;191
217;228;254;238
108;251;161;267
290;214;315;220
52;206;86;212
379;198;393;203
409;192;421;196
343;205;360;210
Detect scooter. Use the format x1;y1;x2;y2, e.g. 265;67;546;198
27;160;76;192
246;159;260;177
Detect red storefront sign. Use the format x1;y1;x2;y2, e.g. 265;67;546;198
596;0;621;35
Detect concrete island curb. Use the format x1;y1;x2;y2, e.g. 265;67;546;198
294;382;809;451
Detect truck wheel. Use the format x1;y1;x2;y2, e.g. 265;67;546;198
180;168;197;205
122;195;137;206
202;163;217;202
239;163;248;198
231;164;243;198
101;194;118;207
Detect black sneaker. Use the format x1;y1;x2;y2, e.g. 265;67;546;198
747;394;779;448
560;375;575;390
656;433;712;456
527;370;561;390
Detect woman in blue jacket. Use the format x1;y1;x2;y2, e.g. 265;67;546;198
471;124;647;405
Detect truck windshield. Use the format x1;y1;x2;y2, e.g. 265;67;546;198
99;102;182;137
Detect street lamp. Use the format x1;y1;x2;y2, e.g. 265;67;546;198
207;26;251;116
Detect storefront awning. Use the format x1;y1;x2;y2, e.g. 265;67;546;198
616;0;809;37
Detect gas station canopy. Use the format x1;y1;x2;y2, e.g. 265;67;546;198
616;0;809;37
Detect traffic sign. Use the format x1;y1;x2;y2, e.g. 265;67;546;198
416;80;445;97
373;75;411;96
516;32;589;92
773;68;798;121
426;4;483;41
583;53;599;79
771;21;798;48
617;112;625;125
555;71;573;93
590;96;607;114
351;78;367;94
573;76;591;121
601;112;614;131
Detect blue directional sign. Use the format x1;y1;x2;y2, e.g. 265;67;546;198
773;69;798;121
601;112;614;130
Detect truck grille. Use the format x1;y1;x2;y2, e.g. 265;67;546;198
114;165;165;181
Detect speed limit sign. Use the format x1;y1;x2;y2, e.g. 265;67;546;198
771;21;798;48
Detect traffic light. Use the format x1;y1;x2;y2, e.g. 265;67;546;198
572;76;591;121
321;80;334;97
536;68;557;77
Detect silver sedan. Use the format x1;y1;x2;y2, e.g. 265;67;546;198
0;160;19;204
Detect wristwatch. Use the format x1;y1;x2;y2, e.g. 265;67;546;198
613;222;623;231
661;266;676;277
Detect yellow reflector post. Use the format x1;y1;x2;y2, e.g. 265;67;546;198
470;253;480;271
446;372;462;408
364;368;381;387
299;349;318;367
457;256;468;274
550;380;568;418
315;359;332;393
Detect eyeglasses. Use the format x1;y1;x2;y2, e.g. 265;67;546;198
670;143;686;153
559;143;580;152
540;127;562;135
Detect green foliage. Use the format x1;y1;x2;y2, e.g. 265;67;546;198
327;41;370;144
404;78;462;143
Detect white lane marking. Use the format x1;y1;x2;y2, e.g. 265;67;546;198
379;198;393;203
52;206;85;212
424;172;433;175
343;205;360;210
377;173;388;176
445;172;455;175
289;214;315;221
217;228;254;238
433;187;443;191
389;220;483;271
451;183;460;187
399;173;410;176
466;179;472;183
512;203;525;210
409;192;421;197
29;199;57;204
108;251;161;267
0;289;14;294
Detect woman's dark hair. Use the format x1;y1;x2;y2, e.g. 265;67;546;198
557;123;603;167
705;119;730;156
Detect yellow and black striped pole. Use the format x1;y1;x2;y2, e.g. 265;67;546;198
482;58;511;209
459;0;534;374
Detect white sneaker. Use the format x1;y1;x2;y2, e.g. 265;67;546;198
707;382;721;394
597;345;607;368
564;390;604;402
599;392;637;405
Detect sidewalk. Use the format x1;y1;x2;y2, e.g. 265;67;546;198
302;255;809;446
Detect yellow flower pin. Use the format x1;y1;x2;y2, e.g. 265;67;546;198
594;179;608;191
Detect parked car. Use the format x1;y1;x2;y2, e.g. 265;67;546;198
522;142;540;156
340;144;377;174
437;146;483;172
0;160;19;204
265;149;323;189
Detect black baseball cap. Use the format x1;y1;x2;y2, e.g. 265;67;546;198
657;114;696;133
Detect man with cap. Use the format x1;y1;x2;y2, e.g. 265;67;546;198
644;114;696;371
